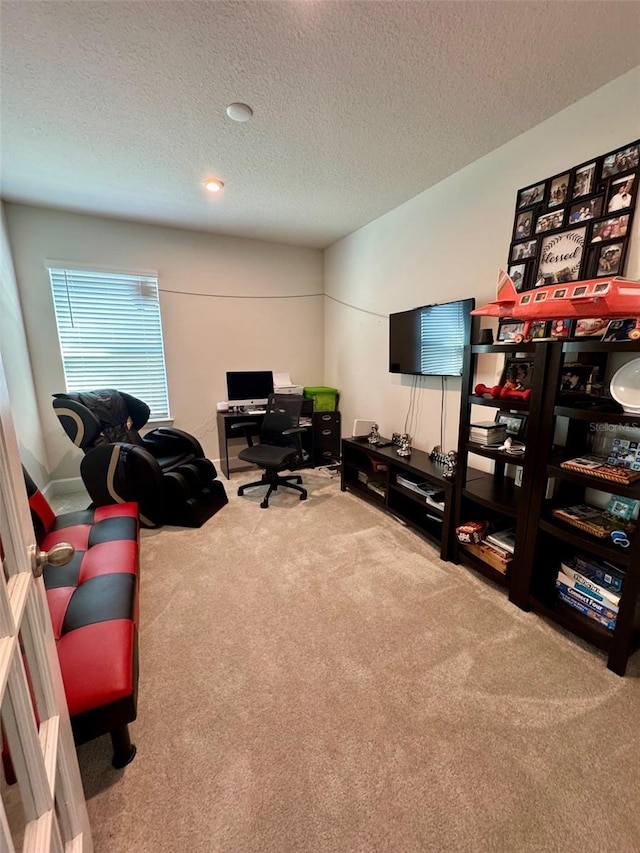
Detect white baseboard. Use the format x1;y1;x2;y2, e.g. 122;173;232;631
44;476;86;497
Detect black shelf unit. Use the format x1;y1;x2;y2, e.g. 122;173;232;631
523;338;640;675
454;342;551;600
340;438;455;560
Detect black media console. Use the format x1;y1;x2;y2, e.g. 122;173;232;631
340;437;456;560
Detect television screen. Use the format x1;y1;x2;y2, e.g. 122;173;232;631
226;370;274;406
389;298;475;376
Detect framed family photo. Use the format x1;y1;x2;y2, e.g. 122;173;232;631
494;410;528;439
508;139;638;288
526;320;549;341
501;358;534;391
497;318;526;343
596;243;623;276
560;363;594;393
572;162;596;199
573;318;609;338
602;318;640;342
550;318;572;339
518;182;545;209
548;174;569;208
608;175;634;212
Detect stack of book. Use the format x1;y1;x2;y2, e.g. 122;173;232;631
556;555;625;631
469;421;507;446
485;528;516;556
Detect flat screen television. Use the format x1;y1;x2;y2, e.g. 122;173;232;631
226;370;274;408
389;298;475;376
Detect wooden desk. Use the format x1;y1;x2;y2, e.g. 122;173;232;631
217;411;265;479
217;401;317;479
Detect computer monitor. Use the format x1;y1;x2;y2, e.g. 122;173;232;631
226;371;274;408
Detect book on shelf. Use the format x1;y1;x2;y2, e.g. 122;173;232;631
560;455;640;484
469;422;508;446
485;528;516;555
574;554;626;593
556;589;617;631
425;494;445;511
396;473;421;491
557;571;619;617
561;560;622;607
366;480;386;498
551;505;636;539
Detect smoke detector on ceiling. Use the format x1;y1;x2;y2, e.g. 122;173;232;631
226;103;253;122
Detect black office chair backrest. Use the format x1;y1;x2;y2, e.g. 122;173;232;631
261;394;303;446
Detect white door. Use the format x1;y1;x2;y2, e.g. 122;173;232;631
0;354;92;852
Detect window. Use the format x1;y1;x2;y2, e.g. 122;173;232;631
48;267;170;419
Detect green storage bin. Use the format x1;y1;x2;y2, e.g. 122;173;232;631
303;386;339;412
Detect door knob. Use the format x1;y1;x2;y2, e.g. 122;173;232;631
30;542;75;578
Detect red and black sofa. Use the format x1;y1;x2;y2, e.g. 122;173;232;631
25;468;140;769
52;389;228;528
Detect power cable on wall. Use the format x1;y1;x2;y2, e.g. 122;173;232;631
158;288;324;300
156;290;389;322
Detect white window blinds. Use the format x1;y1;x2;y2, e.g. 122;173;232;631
48;267;170;419
419;301;466;375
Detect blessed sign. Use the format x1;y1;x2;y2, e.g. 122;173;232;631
536;227;586;285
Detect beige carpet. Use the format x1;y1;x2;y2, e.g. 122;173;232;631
22;470;640;850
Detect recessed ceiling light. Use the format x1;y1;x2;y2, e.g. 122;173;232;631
203;178;224;193
226;103;253;122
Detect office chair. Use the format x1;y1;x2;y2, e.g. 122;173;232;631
52;389;228;528
231;394;308;508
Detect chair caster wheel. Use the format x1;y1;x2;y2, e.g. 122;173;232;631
300;494;307;501
260;500;268;509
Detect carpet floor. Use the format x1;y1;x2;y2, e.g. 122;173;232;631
16;469;640;851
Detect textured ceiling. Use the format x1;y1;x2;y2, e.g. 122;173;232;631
1;1;639;248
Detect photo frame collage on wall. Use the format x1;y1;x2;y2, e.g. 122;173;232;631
507;139;639;294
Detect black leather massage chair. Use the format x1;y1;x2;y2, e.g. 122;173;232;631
53;389;228;528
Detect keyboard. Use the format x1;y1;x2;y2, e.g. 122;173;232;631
246;409;266;415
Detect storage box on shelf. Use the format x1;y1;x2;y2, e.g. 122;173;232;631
522;338;640;675
303;386;339;412
454;342;552;599
340;438;455;560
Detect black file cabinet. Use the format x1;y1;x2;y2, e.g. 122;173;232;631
313;412;341;465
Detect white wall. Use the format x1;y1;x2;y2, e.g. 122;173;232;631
324;67;640;455
0;203;49;484
4;205;324;479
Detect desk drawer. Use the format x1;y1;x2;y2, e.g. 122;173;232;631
313;412;341;460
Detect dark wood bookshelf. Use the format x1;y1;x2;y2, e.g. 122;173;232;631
462;473;522;517
456;338;640;674
466;442;525;464
469;396;530;411
457;544;510;589
563;340;640;354
455;342;551;608
547;460;640;500
528;594;615;654
527;340;640;675
554;405;637;426
472;343;538;354
538;517;632;567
